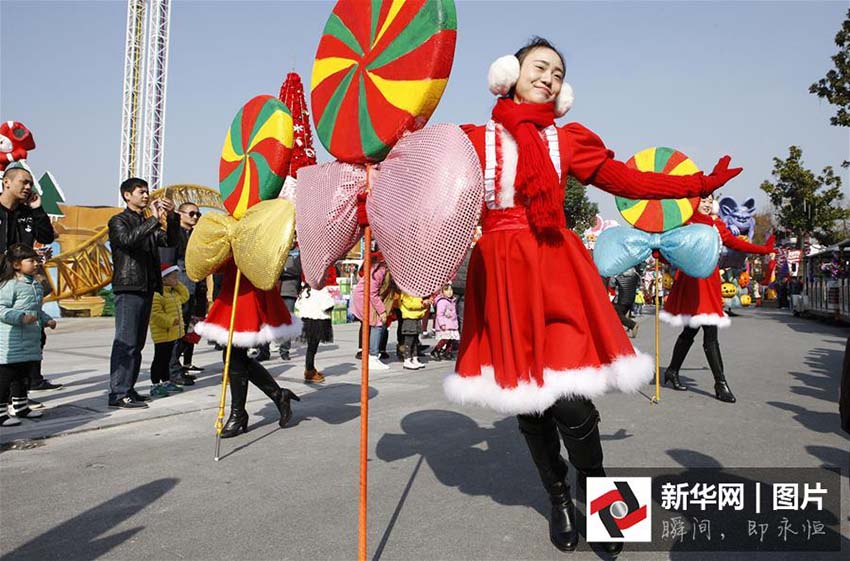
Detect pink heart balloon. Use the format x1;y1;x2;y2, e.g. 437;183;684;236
368;124;484;297
296;162;366;288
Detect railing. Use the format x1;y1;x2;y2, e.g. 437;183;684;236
803;278;850;321
43;226;113;302
43;184;222;303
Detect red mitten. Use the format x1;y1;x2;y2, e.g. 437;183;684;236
701;156;743;196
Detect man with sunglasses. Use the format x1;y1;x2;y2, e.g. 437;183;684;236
169;203;207;380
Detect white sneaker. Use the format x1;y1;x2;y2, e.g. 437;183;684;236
403;358;418;370
368;355;390;371
411;357;425;369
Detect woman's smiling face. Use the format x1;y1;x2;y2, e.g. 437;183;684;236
513;47;564;105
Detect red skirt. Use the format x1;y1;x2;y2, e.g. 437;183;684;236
661;268;730;329
444;210;652;415
194;263;301;348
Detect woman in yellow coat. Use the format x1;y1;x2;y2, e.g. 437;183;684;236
149;264;190;397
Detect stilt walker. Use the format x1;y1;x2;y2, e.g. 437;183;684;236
185;95;303;458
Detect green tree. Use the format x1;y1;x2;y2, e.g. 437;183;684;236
563;176;599;233
759;146;850;247
809;9;850;127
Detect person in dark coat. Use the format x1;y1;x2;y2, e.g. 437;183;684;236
107;178;175;408
0;162;59;394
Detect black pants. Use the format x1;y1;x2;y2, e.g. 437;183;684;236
174;296;194;367
0;362;36;404
403;335;419;359
305;337;320;371
151;341;175;384
517;397;604;494
614;303;635;330
27;329;47;386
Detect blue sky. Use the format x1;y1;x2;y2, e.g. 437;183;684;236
2;1;847;221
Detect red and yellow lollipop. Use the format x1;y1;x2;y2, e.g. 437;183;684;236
615;147;700;233
311;0;457;163
219;95;294;219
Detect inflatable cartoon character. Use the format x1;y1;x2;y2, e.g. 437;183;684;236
0;121;35;176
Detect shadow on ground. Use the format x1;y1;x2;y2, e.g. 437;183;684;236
0;478;179;561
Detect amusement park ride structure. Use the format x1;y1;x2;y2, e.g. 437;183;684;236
119;0;170;196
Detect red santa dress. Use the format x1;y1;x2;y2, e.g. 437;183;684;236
443;120;718;415
661;212;774;329
194;261;301;348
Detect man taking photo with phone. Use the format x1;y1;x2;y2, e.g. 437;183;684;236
107;177;176;409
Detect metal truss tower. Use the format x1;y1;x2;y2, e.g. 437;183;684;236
119;0;171;199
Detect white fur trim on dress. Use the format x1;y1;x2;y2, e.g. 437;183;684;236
659;311;731;329
488;55;520;96
193;317;303;348
498;128;517;207
443;352;653;415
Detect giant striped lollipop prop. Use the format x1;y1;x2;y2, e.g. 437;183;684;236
219;95;294;219
615;147;700;232
311;0;457;163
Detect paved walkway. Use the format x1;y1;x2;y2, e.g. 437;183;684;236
0;308;847;560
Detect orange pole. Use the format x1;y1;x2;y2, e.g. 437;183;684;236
358;166;373;561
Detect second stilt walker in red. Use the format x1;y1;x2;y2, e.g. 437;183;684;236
443;37;744;555
660;195;774;400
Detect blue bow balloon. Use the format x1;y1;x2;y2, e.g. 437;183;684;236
593;224;720;279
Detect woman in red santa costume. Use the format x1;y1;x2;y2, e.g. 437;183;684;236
442;37;743;555
195;261;302;437
660;195;774;401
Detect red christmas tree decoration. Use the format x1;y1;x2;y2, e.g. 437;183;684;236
278;72;317;178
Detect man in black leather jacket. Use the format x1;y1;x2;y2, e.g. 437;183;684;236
107;178;175;408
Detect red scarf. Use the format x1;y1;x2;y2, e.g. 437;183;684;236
492;97;564;244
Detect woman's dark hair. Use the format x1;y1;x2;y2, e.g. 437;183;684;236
509;36;566;99
514;36;566;71
0;243;39;283
301;282;312;299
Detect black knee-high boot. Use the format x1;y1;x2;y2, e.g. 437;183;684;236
664;330;696;391
245;359;300;427
704;341;735;403
555;404;623;558
517;415;578;552
221;369;249;438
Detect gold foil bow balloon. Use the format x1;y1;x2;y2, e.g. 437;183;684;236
186;198;296;291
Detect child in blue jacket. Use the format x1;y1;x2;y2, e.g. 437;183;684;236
0;244;56;425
